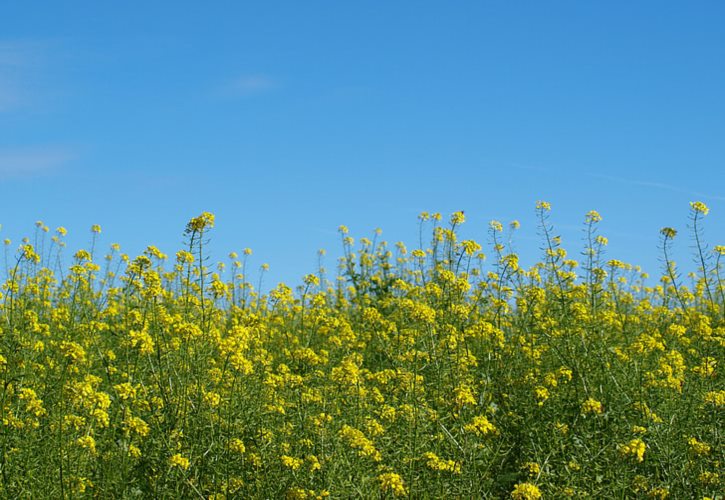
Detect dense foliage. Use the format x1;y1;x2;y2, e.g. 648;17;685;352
0;203;722;498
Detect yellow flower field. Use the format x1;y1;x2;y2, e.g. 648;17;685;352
0;203;722;498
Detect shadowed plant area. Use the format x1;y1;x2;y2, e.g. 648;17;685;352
0;202;723;498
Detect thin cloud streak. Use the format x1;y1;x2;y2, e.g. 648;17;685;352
0;40;46;111
584;172;725;202
511;164;725;202
0;84;22;111
0;40;45;66
218;74;277;97
0;148;75;179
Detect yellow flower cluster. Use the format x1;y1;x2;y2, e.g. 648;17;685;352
339;425;381;462
378;472;407;497
422;452;461;474
688;437;711;456
511;482;542;500
580;397;604;415
619;438;646;462
463;415;497;436
169;453;191;470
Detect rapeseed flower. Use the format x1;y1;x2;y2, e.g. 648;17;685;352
619;438;646;462
378;472;407;497
688;437;711;456
585;210;602;223
581;397;604;415
690;201;709;215
186;212;215;232
450;210;466;225
422;452;461;474
536;200;551;211
464;415;497;436
703;390;725;406
76;436;97;455
511;482;542;500
280;455;303;470
169;454;190;470
521;462;541;476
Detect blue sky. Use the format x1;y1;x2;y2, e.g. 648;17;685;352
1;1;724;287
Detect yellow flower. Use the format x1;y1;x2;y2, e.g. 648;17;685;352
521;462;541;476
688;437;711;456
585;210;602;223
536;200;551;211
76;436;97;455
68;476;93;494
453;385;477;407
114;382;136;400
339;425;381;462
186;212;215;232
511;482;542;500
450;210;466;225
91;409;110;428
229;438;245;454
145;245;167;260
422;452;461;474
378;472;407;497
581;397;604;415
59;341;86;364
534;386;549;405
463;415;497;436
303;274;320;286
123;414;150;437
648;486;669;499
18;388;46;418
280;455;303;470
22;244;42;263
690;201;709;215
64;415;86;431
704;390;725;406
176;250;195;264
619;438;646;462
306;455;322;472
129;329;155;355
169;453;190;470
698;471;719;485
203;391;221;408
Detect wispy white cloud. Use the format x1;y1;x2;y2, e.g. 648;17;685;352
0;40;48;111
0;40;43;67
0;84;22;111
583;172;725;202
0;147;75;179
218;74;277;97
511;164;725;202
